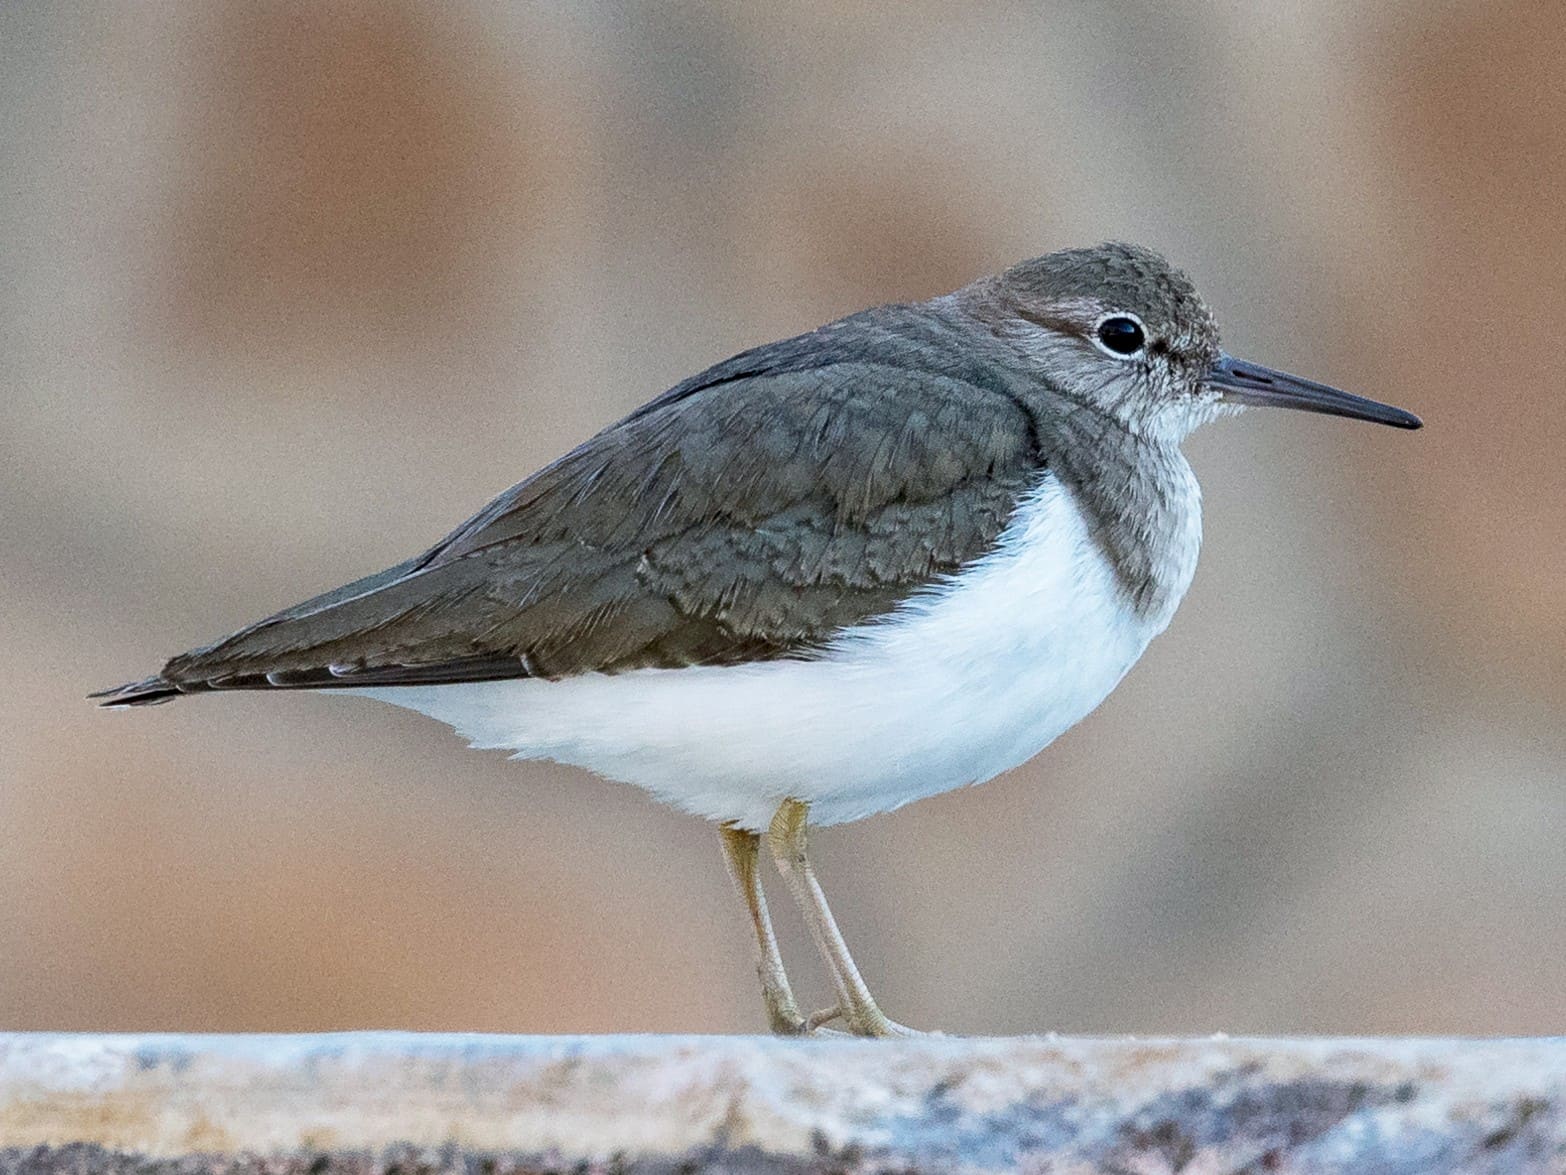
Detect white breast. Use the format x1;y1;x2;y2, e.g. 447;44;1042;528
345;474;1199;830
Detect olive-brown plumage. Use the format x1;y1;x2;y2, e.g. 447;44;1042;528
98;315;1043;701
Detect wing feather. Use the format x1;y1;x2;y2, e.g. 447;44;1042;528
95;308;1047;706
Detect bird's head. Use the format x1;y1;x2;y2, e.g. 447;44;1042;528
972;242;1421;440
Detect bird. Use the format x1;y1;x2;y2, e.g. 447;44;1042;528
94;242;1421;1037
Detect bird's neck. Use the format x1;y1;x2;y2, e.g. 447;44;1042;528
915;294;1203;622
1046;423;1203;625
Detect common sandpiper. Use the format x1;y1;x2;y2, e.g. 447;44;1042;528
96;242;1422;1037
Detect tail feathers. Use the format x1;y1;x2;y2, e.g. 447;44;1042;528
91;651;534;708
90;676;193;708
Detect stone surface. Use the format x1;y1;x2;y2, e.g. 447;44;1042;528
1;1033;1563;1173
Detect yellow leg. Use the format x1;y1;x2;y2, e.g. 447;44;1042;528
766;799;923;1038
719;823;807;1035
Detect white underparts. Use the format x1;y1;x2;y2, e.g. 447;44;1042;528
343;475;1199;829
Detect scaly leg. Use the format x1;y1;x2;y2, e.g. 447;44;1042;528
765;799;922;1038
719;822;808;1035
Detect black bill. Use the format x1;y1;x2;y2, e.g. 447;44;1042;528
1207;352;1422;429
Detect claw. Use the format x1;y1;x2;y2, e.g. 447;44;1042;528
767;1010;809;1036
763;986;808;1036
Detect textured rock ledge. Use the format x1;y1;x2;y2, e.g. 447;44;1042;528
1;1032;1563;1173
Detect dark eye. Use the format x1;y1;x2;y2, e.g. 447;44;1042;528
1096;316;1146;356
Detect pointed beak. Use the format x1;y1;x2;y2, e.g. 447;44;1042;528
1207;352;1422;429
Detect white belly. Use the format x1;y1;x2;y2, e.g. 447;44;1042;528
345;476;1195;829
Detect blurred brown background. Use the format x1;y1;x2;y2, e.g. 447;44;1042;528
3;2;1563;1037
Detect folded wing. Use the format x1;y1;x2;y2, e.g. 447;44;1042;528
95;311;1045;706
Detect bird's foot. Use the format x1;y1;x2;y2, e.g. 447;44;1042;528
849;1008;927;1038
764;991;810;1036
809;1001;929;1038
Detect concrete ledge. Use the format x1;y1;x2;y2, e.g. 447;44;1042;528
1;1033;1563;1172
